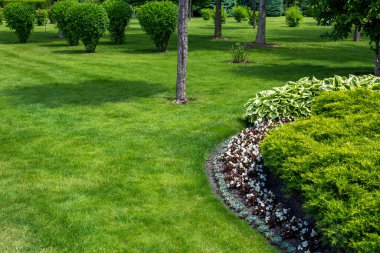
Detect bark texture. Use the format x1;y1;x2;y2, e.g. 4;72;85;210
353;25;361;41
176;0;189;103
252;0;257;29
375;40;380;76
214;0;222;38
255;0;266;44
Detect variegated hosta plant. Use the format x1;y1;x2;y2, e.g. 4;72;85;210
243;75;380;123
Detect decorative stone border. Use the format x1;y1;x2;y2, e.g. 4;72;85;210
205;119;323;253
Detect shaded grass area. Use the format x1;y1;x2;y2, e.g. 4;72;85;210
0;17;374;252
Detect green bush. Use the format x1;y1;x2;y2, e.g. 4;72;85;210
285;6;303;27
103;0;132;44
47;8;55;24
261;89;380;252
51;0;79;45
243;75;380;123
233;6;248;22
266;0;283;17
3;2;35;43
137;1;177;52
36;9;48;26
0;8;3;25
201;8;212;21
247;9;258;26
67;3;109;53
211;6;227;24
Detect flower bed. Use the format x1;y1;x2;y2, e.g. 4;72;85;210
208;118;322;252
207;75;380;252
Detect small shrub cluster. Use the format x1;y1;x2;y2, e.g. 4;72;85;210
36;9;48;26
233;6;248;22
67;3;109;52
285;6;303;27
216;118;321;252
51;0;79;45
247;10;258;26
261;89;380;252
266;0;283;17
137;1;177;52
3;2;35;43
243;75;380;123
230;43;250;63
103;0;133;44
211;6;227;24
201;8;212;20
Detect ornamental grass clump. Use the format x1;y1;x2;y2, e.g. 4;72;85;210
137;1;177;52
233;6;248;22
103;0;133;44
3;2;35;43
243;75;380;123
230;43;250;63
285;6;303;27
51;0;79;45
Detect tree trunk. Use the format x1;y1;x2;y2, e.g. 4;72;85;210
214;0;222;38
375;40;380;76
252;0;256;29
255;0;266;44
176;0;189;104
353;25;361;41
285;0;288;8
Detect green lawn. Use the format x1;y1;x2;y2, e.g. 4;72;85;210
0;17;374;252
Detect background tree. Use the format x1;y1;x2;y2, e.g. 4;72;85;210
266;0;282;17
310;0;380;76
255;0;266;44
214;0;222;37
176;0;189;104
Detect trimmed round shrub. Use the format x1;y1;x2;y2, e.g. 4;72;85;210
211;6;227;24
67;3;109;53
51;0;79;45
137;1;177;52
201;8;212;20
36;9;48;26
266;0;283;17
3;2;35;43
103;0;133;44
233;6;248;22
285;6;303;27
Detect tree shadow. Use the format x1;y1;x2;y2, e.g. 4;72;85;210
230;63;373;83
0;30;60;44
4;79;167;107
51;49;86;54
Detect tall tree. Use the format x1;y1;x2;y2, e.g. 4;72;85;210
311;0;380;75
255;0;266;44
214;0;222;37
176;0;189;103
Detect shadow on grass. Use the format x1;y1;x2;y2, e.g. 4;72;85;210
229;63;373;83
5;79;167;107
